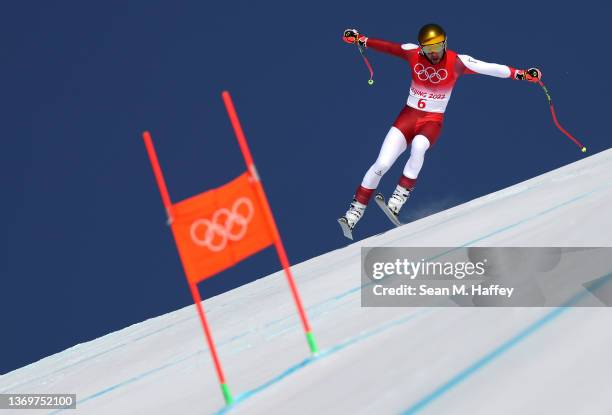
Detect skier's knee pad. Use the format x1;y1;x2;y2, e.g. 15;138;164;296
411;135;431;154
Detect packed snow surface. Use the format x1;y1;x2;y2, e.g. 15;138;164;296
2;149;612;415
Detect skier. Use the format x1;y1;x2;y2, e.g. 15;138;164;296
338;23;542;238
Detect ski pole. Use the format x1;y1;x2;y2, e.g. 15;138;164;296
356;42;375;86
537;80;586;153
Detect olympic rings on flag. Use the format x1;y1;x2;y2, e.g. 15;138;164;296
189;197;255;252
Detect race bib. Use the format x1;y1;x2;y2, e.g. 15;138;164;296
406;85;453;113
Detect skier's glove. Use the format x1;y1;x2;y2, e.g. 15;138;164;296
343;28;367;47
515;67;542;82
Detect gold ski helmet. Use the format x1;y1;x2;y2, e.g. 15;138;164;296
418;23;446;46
418;23;447;62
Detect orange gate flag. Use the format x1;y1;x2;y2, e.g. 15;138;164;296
170;172;274;284
142;91;318;407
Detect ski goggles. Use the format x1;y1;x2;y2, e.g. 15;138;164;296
420;41;446;54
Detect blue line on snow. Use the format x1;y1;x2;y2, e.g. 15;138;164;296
33;175;612;413
47;350;206;415
1;343;128;394
401;272;612;415
0;314;197;394
213;309;432;415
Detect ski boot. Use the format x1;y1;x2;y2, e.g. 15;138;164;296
338;199;366;240
387;185;412;215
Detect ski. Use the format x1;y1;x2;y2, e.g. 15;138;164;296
337;217;354;240
374;193;402;227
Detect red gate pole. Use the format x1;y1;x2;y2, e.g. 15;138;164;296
188;283;233;404
141;131;234;405
220;92;319;355
142;131;174;223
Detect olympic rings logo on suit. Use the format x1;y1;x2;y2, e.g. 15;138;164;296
189;197;254;252
414;63;448;84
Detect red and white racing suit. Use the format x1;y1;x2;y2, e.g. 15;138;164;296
354;38;520;205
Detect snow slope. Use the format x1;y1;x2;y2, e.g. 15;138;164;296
2;148;612;415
